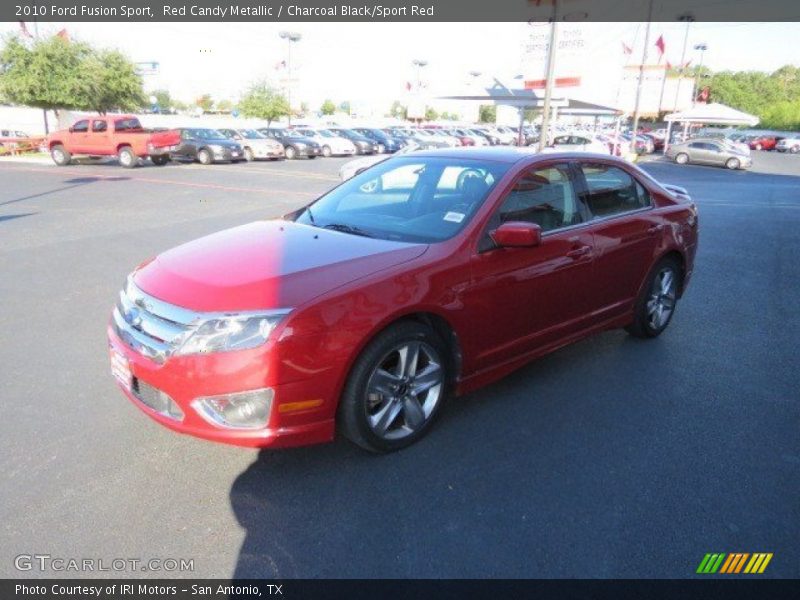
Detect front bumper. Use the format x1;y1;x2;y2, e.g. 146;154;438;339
295;146;322;157
107;326;336;448
251;146;285;159
212;147;243;161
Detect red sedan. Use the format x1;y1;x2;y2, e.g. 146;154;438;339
747;136;779;151
108;149;698;453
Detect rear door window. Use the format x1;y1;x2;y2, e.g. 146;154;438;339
72;120;88;133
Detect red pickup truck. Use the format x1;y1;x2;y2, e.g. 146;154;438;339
47;115;180;168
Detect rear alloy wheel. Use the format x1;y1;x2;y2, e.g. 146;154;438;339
322;145;332;157
726;157;740;170
285;146;297;159
626;257;681;338
244;147;254;162
675;153;689;165
338;322;449;453
118;146;137;169
790;146;799;154
51;144;71;166
197;149;212;165
377;144;386;154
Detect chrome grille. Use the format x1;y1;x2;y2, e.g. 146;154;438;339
112;277;195;363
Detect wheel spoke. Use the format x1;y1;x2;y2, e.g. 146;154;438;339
646;295;659;315
398;342;420;378
370;368;400;396
402;395;426;430
660;271;674;295
370;399;403;435
412;363;443;395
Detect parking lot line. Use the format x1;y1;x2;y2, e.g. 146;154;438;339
0;165;320;197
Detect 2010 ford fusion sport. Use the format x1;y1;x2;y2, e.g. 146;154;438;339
108;148;698;453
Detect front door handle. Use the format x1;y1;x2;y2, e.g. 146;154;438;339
647;224;664;235
566;245;592;259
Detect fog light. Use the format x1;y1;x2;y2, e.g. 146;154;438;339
191;388;273;430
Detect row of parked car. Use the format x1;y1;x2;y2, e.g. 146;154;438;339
38;115;537;168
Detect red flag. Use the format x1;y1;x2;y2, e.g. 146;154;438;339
683;59;692;70
666;59;672;70
56;29;69;42
18;21;33;38
274;60;286;70
621;42;633;55
697;86;710;103
405;81;412;92
655;35;666;57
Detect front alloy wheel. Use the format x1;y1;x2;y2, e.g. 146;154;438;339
339;322;449;452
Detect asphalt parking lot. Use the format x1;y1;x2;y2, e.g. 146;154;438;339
0;150;798;579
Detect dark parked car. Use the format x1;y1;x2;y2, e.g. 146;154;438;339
352;128;405;153
258;128;322;159
171;128;244;164
327;127;378;155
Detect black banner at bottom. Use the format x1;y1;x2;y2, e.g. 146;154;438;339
3;579;800;600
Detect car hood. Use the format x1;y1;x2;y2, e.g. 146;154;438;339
284;135;318;145
133;220;427;312
205;138;241;148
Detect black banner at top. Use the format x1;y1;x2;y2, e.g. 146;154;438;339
3;0;800;23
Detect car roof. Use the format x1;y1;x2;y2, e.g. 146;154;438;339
404;147;628;165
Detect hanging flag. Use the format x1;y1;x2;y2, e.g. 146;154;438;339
18;21;34;38
405;81;412;92
274;60;286;70
621;42;633;55
666;59;672;70
697;86;710;103
654;35;666;59
56;29;69;42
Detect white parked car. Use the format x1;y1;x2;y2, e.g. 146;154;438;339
542;134;611;155
293;128;357;157
338;142;421;181
217;128;285;161
776;137;800;153
414;129;461;147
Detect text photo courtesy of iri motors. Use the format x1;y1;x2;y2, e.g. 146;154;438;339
0;1;798;599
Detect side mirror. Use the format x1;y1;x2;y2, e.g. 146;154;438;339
491;221;542;248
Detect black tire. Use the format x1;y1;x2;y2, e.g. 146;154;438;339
626;256;682;339
322;145;332;157
285;145;297;160
725;157;740;170
675;153;689;165
150;155;169;166
338;321;450;453
307;155;317;160
118;146;137;169
51;144;71;166
197;148;212;165
244;147;254;162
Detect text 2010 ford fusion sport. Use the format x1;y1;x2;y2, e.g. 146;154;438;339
108;148;698;453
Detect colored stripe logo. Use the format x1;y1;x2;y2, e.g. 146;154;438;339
697;553;772;574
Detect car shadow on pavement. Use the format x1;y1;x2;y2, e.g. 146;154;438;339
228;329;693;579
0;176;131;208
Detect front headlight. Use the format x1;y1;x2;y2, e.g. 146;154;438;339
176;311;290;355
209;144;225;151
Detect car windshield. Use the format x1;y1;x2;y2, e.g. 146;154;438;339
239;129;264;139
318;130;337;138
293;157;510;243
189;128;225;140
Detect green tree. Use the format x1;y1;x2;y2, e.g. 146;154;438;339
238;81;290;127
424;107;438;121
216;98;234;112
478;104;496;123
150;89;172;111
195;94;214;113
320;99;336;115
389;100;407;119
81;48;145;113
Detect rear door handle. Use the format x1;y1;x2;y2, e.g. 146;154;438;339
566;245;592;259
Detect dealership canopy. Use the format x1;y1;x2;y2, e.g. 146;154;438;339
664;103;759;127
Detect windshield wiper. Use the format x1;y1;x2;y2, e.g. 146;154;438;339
304;206;316;224
323;223;373;238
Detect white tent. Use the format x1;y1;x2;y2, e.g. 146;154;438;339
663;103;759;151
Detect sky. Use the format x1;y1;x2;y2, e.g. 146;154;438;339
2;21;799;114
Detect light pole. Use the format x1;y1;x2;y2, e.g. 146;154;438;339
412;59;428;122
672;14;694;112
631;0;655;141
690;43;708;106
538;4;560;152
279;31;302;125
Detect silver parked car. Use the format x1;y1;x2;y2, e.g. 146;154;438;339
666;138;752;170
